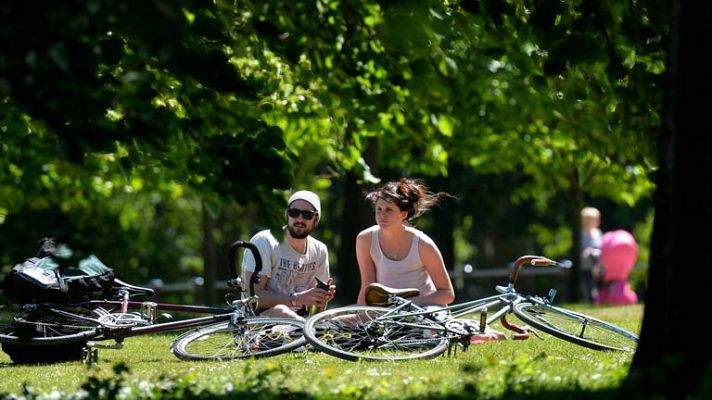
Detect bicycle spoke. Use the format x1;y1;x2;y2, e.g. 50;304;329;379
172;318;306;361
304;306;449;361
514;302;638;351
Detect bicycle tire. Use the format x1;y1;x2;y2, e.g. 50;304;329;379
0;304;101;363
513;302;638;351
171;317;306;361
0;305;101;346
303;305;450;361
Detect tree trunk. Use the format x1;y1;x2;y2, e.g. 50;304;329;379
202;206;218;306
623;1;712;397
336;138;378;304
568;181;585;303
430;167;457;279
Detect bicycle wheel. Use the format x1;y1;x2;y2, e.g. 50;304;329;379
0;304;101;363
171;317;306;361
513;302;638;351
303;305;450;361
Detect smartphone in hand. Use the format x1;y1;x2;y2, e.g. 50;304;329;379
315;277;330;290
311;277;332;315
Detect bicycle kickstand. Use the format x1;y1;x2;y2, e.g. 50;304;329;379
448;335;472;356
82;343;99;365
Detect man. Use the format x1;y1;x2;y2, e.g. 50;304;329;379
242;190;335;320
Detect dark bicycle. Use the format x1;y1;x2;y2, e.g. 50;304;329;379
0;241;306;363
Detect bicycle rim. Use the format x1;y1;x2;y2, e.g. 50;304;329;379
0;304;100;346
513;302;638;351
1;304;101;364
171;317;306;361
304;305;449;361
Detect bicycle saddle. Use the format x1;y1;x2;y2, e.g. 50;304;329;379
365;283;420;306
113;278;155;297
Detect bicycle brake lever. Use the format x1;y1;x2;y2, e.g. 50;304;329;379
553;260;573;269
530;329;544;340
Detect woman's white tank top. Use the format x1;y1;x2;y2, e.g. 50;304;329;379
368;226;436;296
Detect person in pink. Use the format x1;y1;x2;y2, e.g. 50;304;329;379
594;229;639;305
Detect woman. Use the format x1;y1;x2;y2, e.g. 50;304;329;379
356;178;505;343
355;178;455;306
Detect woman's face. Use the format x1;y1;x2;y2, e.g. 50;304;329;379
374;198;407;227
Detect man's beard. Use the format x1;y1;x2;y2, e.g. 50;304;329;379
287;223;313;239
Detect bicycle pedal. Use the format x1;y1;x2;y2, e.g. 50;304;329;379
82;347;99;365
547;289;557;302
460;342;469;352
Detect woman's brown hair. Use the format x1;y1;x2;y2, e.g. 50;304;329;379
365;178;451;221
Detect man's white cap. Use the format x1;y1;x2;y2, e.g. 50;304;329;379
288;190;321;216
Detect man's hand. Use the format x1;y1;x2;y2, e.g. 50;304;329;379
296;278;335;307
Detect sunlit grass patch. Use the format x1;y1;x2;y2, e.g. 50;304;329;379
0;305;641;399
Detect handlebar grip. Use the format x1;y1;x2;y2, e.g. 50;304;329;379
509;255;557;284
228;240;262;296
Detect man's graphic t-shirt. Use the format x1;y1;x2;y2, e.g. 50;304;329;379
242;229;329;310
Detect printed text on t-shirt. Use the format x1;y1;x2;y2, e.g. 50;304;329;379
278;258;317;273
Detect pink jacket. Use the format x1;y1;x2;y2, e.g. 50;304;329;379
595;230;638;305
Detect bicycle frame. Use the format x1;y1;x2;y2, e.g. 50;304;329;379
367;255;565;336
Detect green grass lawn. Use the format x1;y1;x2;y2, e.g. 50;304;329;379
0;304;643;400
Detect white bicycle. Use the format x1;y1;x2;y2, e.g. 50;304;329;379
303;255;639;361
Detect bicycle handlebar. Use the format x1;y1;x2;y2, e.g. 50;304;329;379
228;240;262;296
509;255;568;285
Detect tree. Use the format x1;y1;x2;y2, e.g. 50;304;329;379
443;1;662;300
623;1;712;398
1;1;664;308
254;1;661;296
0;1;294;288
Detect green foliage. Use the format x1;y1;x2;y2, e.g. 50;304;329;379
1;0;293;199
0;0;665;298
0;1;294;284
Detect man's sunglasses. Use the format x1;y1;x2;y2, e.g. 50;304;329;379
287;208;318;220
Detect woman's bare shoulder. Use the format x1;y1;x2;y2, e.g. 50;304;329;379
357;226;378;242
408;227;436;245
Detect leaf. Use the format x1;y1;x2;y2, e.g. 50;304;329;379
436;115;454;137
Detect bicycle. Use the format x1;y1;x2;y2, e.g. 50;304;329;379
0;241;306;364
303;255;639;362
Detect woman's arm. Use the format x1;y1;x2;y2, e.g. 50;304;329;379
356;230;377;305
416;236;455;306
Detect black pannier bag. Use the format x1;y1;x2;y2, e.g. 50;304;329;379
3;239;115;304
